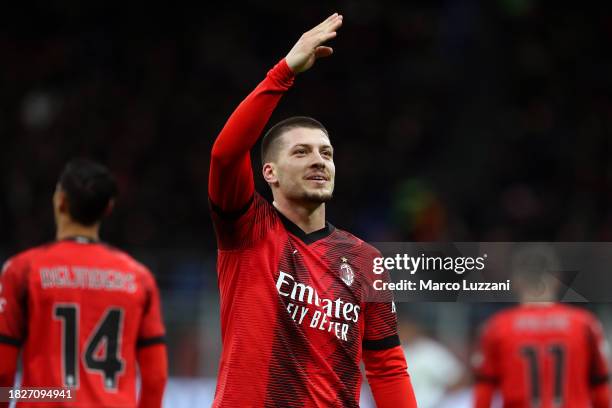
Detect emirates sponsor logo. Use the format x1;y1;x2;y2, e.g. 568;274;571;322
276;271;360;341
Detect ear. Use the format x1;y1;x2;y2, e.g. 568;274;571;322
104;199;115;217
262;163;278;184
55;189;69;214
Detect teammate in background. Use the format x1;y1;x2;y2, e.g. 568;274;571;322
473;247;610;408
209;13;417;408
400;318;467;408
0;159;167;408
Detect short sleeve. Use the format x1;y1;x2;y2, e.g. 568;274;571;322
0;257;28;346
137;271;166;348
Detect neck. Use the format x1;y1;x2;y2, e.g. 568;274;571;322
272;195;326;234
519;294;556;304
56;220;100;242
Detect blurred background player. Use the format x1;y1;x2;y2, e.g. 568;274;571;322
473;244;611;408
0;159;167;408
208;13;417;408
400;317;468;408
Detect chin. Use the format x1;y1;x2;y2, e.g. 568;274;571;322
302;189;333;203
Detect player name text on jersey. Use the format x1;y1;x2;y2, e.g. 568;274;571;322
39;266;137;293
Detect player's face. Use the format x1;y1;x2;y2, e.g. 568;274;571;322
272;127;335;204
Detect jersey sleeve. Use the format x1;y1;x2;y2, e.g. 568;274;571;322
473;317;500;384
208;59;294;215
472;318;500;408
137;343;168;408
361;247;415;407
137;271;166;348
586;314;610;386
209;60;294;251
362;249;400;350
0;257;28;347
362;301;400;350
211;192;282;250
363;346;417;408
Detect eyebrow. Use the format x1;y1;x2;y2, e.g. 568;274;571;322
290;143;334;150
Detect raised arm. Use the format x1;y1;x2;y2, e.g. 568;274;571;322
208;13;343;213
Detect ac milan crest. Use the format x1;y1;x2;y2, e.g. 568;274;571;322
339;257;354;286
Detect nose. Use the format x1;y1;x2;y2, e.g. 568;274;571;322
309;156;326;170
309;150;326;168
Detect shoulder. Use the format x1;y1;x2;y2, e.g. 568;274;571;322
211;192;279;234
500;305;532;323
252;192;278;220
211;192;275;221
483;307;517;334
97;245;159;296
100;244;152;276
212;192;285;250
559;304;601;327
328;226;361;242
325;228;383;277
327;227;379;254
1;243;57;276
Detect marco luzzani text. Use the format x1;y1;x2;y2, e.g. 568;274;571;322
372;254;511;292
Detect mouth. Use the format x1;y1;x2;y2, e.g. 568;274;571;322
305;174;329;183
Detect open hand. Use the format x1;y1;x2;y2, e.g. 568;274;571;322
285;13;343;74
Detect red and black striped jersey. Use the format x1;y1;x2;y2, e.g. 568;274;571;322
211;193;400;408
474;303;610;408
0;238;165;407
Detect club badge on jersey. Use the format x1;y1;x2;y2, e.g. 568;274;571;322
340;257;354;287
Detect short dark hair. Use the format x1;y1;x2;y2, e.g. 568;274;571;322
58;158;118;226
261;116;329;163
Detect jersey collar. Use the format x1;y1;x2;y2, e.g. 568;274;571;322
60;236;99;244
275;209;335;245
